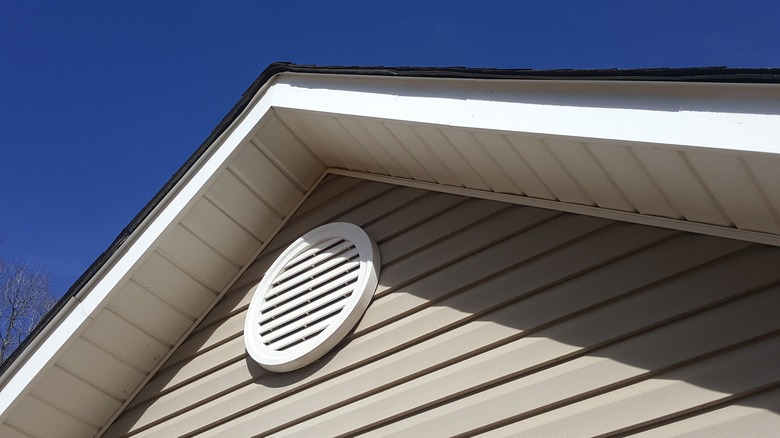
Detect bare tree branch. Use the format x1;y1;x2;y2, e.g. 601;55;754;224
0;258;56;362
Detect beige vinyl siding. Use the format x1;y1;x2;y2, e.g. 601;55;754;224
104;176;780;437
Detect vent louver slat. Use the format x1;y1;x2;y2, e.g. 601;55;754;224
262;249;359;304
284;237;344;268
264;299;349;349
259;279;358;332
260;294;350;342
261;266;359;317
269;317;336;350
244;223;380;372
272;239;353;286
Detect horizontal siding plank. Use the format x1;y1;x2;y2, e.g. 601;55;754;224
379;198;509;266
478;335;780;438
161;313;244;370
631;386;780;437
334;186;429;229
374;206;567;298
363;191;465;242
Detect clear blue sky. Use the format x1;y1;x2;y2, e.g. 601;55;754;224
2;1;779;296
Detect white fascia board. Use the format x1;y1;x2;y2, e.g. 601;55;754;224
269;73;780;156
0;76;286;421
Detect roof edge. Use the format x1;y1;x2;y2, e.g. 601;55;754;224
271;63;780;83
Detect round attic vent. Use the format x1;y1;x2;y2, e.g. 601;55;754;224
244;222;380;372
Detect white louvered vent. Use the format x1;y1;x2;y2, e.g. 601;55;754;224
244;222;380;372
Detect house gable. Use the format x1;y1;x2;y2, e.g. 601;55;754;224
1;64;780;437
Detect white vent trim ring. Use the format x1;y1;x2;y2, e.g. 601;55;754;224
244;222;380;372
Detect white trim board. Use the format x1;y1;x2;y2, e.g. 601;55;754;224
271;73;780;155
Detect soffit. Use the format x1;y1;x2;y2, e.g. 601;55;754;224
265;72;780;244
273;110;780;242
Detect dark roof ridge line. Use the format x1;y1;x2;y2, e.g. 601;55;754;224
270;63;780;82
